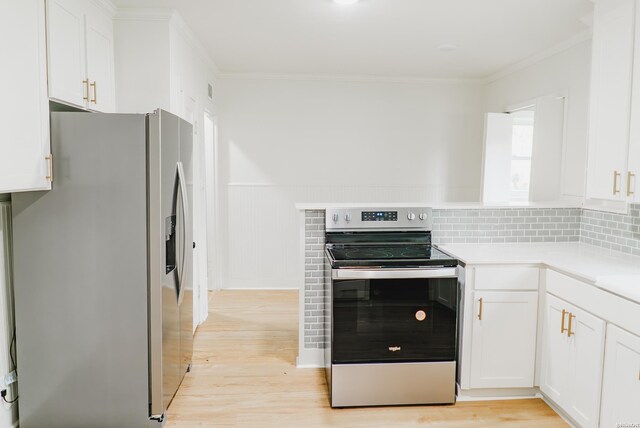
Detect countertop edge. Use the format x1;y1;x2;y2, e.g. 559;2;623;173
295;202;583;211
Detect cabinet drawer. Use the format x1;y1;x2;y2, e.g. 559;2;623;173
475;267;539;290
546;269;640;336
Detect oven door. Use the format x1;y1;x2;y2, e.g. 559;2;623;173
331;268;459;365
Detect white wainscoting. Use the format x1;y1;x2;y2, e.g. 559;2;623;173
223;183;479;289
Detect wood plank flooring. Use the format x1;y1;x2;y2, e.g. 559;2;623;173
165;290;567;427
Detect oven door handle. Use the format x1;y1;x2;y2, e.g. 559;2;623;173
332;267;457;280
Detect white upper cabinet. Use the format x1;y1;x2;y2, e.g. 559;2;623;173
0;0;52;193
628;0;640;202
47;0;115;112
586;0;636;203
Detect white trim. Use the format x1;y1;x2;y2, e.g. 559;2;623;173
218;72;485;85
168;12;219;75
541;394;580;428
113;8;175;21
296;349;323;369
486;30;593;84
223;279;299;290
89;0;117;17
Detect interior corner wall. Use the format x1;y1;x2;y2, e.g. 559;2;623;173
484;40;592;199
113;18;171;114
216;77;486;289
0;202;17;428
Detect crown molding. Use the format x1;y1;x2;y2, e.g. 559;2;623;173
114;8;176;21
485;29;592;84
168;12;220;75
90;0;117;17
217;72;485;85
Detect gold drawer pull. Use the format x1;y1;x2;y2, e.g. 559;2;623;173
567;313;576;337
614;171;622;195
477;298;483;321
628;172;636;196
561;309;568;334
45;154;53;182
83;80;90;101
90;81;97;104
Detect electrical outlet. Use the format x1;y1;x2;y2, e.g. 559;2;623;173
4;371;16;386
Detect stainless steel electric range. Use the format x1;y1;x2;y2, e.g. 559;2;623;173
323;207;460;408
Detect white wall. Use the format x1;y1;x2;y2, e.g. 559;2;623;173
217;77;486;288
485;40;592;199
114;11;218;319
0;201;17;428
113;18;171;113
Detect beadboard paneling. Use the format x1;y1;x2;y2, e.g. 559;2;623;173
223;184;479;289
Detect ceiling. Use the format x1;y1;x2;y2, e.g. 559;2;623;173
113;0;593;80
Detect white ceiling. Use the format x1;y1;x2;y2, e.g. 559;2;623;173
113;0;593;80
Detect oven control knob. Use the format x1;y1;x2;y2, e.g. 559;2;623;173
345;213;352;222
332;213;339;223
407;212;416;221
419;213;428;221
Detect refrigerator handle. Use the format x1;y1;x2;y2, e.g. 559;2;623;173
176;162;189;306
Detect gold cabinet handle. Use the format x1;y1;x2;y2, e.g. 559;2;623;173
90;81;97;104
614;171;622;195
561;309;568;334
567;313;576;337
477;298;483;320
628;172;636;196
45;154;53;182
83;80;90;101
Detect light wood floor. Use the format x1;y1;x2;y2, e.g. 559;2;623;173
165;290;567;427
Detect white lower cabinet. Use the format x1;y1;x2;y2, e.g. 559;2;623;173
600;325;640;427
541;294;606;428
469;291;538;388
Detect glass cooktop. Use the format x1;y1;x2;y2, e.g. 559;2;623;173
326;244;458;268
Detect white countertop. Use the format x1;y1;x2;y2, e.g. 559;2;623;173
438;243;640;304
295;201;582;210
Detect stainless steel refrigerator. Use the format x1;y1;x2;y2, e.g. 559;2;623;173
11;109;193;427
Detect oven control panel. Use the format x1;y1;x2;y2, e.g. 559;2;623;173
361;211;398;222
326;207;432;231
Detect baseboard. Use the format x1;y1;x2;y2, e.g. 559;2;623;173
457;386;539;401
540;394;580;428
223;278;299;290
296;349;323;368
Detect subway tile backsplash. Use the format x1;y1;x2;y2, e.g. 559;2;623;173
301;204;640;350
580;204;640;256
303;210;325;349
432;208;582;244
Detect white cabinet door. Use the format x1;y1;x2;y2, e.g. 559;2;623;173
629;0;640;202
540;294;573;405
586;0;636;201
0;0;51;193
46;0;86;107
469;291;538;388
541;294;606;428
85;2;115;112
600;325;640;427
566;304;606;428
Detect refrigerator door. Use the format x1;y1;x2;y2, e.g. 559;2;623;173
148;110;182;418
178;118;194;376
